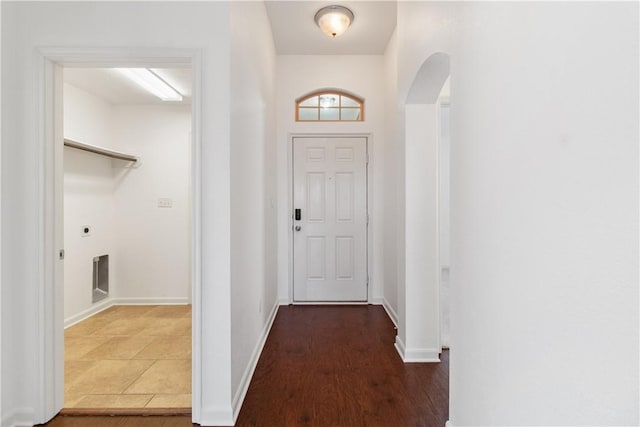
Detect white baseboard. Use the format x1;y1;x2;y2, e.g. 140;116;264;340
382;298;398;327
1;407;34;427
198;405;234;427
395;336;440;363
278;297;290;305
64;297;190;328
63;298;113;328
231;299;280;422
394;335;406;360
368;297;383;305
114;297;189;305
292;301;368;305
445;420;454;427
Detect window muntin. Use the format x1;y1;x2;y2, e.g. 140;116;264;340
296;91;364;122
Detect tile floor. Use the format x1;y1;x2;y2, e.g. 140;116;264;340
64;305;191;409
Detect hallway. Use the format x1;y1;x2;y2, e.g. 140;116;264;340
235;305;448;426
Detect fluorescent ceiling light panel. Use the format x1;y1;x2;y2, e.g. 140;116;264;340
116;68;183;101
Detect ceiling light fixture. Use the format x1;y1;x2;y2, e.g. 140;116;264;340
314;5;354;38
116;68;183;102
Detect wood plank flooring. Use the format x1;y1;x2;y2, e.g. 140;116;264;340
43;305;448;426
235;305;449;426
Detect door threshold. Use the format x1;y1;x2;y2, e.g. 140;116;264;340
291;301;369;305
59;407;191;416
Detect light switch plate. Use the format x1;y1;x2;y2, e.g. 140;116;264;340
158;198;173;208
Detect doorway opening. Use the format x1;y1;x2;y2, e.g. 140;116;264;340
60;66;193;412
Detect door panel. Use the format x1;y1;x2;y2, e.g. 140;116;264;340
307;172;326;222
293;137;367;302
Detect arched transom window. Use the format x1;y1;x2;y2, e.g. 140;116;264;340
296;90;364;122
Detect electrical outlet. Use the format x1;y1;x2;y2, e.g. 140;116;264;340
158;198;173;208
81;225;91;237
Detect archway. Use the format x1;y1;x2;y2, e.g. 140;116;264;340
396;52;450;362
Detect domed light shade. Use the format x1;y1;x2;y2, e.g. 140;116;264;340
314;5;354;38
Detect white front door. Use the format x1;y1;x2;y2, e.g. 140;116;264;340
293;136;368;302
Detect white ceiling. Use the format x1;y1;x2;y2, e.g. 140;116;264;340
265;1;397;55
63;2;396;104
63;68;192;105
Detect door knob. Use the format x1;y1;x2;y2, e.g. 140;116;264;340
295;226;301;231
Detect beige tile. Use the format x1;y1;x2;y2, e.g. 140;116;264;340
138;318;191;336
82;335;157;360
89;306;122;320
64;305;192;409
124;360;191;395
64;393;86;408
102;305;157;319
144;305;192;319
92;317;156;336
65;360;98;388
145;394;191;408
66;359;154;395
70;394;154;409
65;316;115;337
133;336;191;360
65;336;111;360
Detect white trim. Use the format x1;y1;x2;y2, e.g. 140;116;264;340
445;420;454;427
1;408;35;427
395;336;441;363
368;297;383;304
189;50;204;424
0;1;3;421
63;298;191;328
63;299;113;328
394;335;406;360
199;406;234;427
231;300;280;422
112;297;190;306
292;301;368;306
288;133;373;304
36;47;204;426
382;298;399;328
278;297;291;305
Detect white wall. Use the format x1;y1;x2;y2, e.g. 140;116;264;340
276;55;386;304
63;83;117;321
0;2;3;423
111;105;191;304
382;29;399;324
401;103;440;361
1;2;233;425
438;92;451;348
393;1;638;424
229;1;278;421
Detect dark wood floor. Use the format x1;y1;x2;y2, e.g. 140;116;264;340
236;305;448;426
42;305;448;427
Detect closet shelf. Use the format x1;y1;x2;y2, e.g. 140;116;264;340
64;139;139;163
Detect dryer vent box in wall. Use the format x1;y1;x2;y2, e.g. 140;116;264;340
92;254;109;303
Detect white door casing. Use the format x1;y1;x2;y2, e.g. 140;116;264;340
292;137;368;302
36;47;205;425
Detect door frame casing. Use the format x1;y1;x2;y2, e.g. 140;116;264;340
287;133;373;304
35;47;203;423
